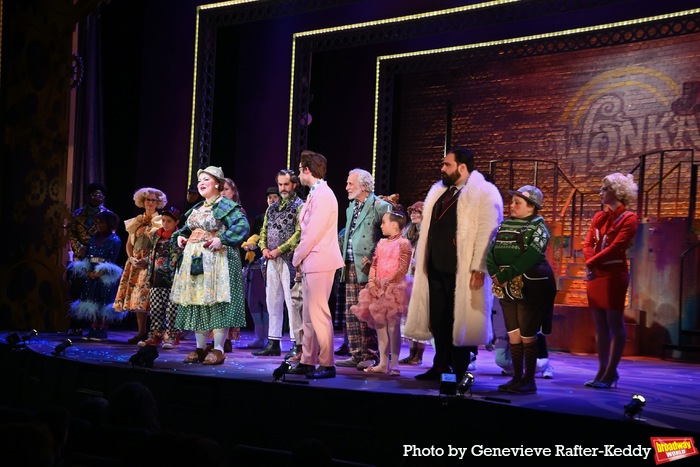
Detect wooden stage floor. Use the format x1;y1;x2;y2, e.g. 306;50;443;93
2;329;699;466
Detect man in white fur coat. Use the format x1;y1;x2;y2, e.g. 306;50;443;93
404;147;503;382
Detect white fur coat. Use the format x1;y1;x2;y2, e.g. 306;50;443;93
404;170;503;346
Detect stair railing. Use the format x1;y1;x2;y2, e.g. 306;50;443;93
488;159;588;291
629;148;697;226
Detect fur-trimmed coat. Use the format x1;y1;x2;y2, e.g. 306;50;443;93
404;170;503;346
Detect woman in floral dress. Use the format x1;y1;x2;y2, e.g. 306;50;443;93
114;187;165;344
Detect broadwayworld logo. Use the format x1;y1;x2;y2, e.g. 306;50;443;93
650;437;698;465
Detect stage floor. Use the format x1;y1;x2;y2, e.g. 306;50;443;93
0;331;700;465
5;329;699;436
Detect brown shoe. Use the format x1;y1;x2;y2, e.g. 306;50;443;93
183;348;208;363
203;349;226;365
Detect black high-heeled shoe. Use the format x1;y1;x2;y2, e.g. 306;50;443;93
585;370;618;387
590;374;619;389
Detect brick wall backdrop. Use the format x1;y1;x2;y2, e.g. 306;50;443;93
393;33;700;231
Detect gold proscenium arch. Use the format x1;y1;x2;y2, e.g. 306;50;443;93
286;0;522;174
188;2;699;186
188;0;524;186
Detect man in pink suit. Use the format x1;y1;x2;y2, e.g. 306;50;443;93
289;150;344;379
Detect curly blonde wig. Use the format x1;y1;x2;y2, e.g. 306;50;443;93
602;173;637;206
133;187;168;209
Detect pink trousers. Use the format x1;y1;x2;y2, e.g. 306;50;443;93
300;270;335;367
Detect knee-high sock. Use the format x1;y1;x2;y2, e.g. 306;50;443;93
213;328;228;352
510;342;524;382
195;330;208;350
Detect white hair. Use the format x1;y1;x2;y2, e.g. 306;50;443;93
603;173;637;206
349;168;374;193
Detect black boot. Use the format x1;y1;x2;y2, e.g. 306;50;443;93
509;341;538;394
284;342;301;361
498;343;523;392
252;339;281;356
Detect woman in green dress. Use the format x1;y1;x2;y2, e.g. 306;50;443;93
170;166;250;365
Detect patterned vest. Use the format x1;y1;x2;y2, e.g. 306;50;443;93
266;194;303;262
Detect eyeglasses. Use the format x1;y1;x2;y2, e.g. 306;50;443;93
145;198;158;202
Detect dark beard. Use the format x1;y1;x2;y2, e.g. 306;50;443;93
441;171;459;186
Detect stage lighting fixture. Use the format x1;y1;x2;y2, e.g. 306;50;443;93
624;394;646;419
272;361;292;382
458;372;475;396
21;329;38;342
53;339;72;356
6;332;22;347
128;345;159;368
439;373;458;395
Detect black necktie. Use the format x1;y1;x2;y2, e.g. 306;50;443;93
441;186;457;213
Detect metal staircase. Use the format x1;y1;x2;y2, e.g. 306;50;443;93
487;159;589;306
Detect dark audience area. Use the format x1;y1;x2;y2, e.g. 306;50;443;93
0;380;375;467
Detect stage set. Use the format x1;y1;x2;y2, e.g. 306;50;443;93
4;1;700;465
1;328;699;466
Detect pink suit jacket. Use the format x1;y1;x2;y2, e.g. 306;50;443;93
292;180;344;273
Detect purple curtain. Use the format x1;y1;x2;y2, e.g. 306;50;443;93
72;9;105;210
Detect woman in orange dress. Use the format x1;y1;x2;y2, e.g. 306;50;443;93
114;187;166;344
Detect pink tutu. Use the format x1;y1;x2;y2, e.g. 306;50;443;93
351;280;408;329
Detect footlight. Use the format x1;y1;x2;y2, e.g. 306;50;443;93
53;339;72;356
6;332;22;347
624;394;646;419
458;372;475;396
22;329;38;342
128;345;159;368
272;361;292;382
439;373;458;395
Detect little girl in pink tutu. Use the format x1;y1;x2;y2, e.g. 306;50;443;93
351;211;411;375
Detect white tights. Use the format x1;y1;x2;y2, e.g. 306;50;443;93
376;321;401;371
195;328;229;352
